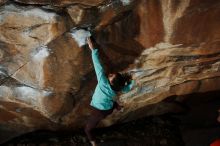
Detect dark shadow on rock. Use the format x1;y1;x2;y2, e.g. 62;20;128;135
93;9;144;73
3;115;184;146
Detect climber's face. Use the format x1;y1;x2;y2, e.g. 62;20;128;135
108;73;116;85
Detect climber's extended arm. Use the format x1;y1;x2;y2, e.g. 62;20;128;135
87;37;106;82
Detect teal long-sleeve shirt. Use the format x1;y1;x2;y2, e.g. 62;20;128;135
90;49;134;110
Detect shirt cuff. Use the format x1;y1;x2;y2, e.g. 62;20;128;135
92;48;98;53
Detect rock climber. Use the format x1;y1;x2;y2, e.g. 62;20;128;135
84;37;134;146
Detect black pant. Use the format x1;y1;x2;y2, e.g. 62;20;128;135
84;102;117;141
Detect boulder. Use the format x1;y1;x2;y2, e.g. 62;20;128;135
0;0;220;144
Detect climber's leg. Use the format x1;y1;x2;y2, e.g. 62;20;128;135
84;106;113;144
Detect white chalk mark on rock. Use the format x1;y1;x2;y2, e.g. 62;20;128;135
3;4;57;22
14;86;51;105
70;28;91;47
32;45;49;62
120;0;131;6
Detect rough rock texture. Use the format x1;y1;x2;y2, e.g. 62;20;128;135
0;0;7;6
13;0;106;7
0;0;220;143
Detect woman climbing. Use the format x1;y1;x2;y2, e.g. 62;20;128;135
84;37;134;146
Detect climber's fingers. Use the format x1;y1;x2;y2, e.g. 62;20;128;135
87;37;94;51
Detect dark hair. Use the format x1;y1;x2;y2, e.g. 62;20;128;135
110;73;132;92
